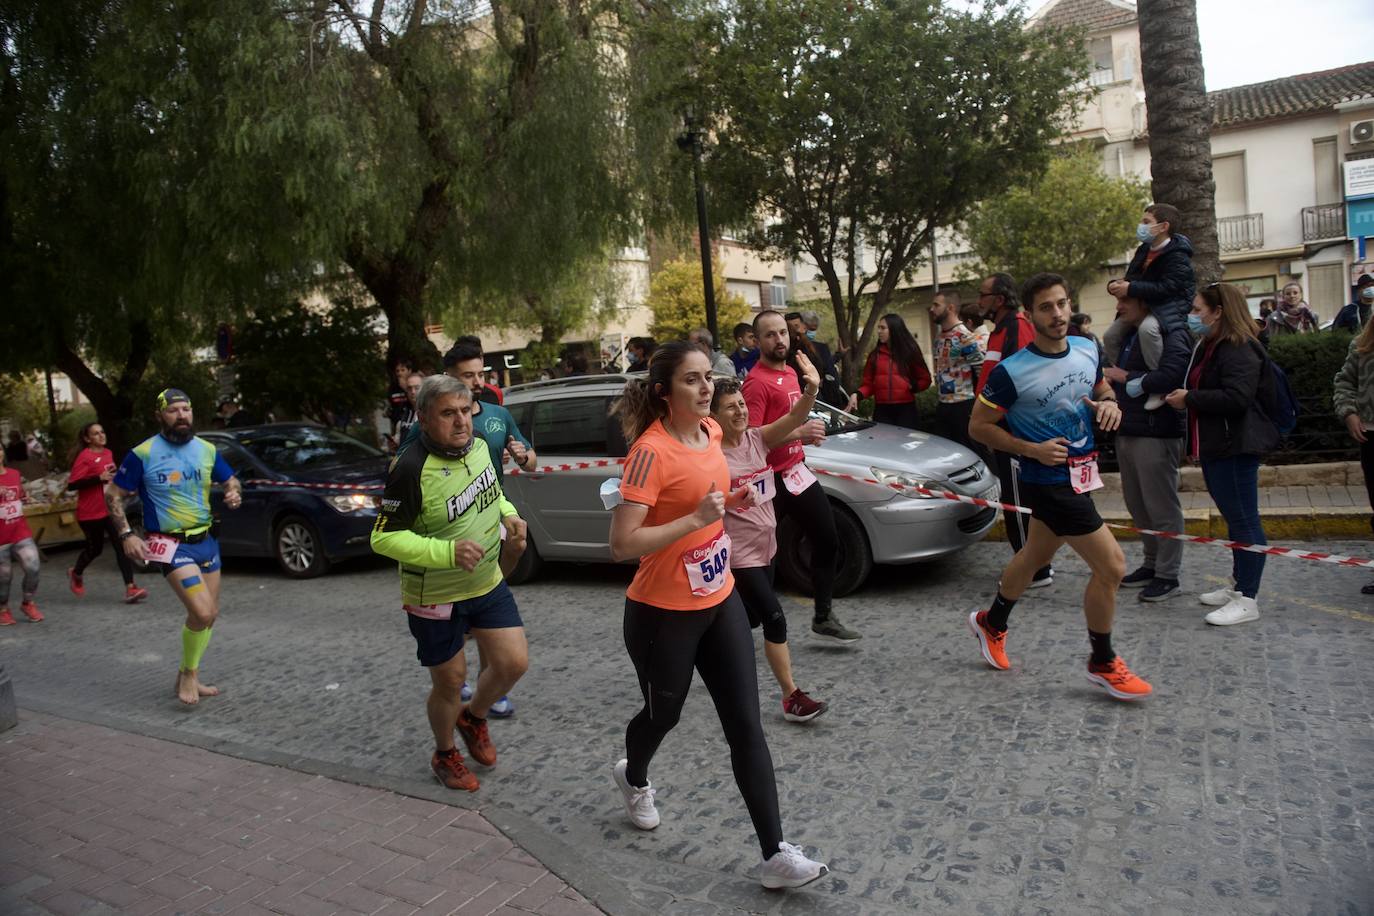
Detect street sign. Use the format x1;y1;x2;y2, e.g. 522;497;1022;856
1348;197;1374;239
1346;160;1374;200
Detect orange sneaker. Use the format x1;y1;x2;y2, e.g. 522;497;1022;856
0;608;13;626
1086;656;1152;701
19;601;43;622
431;748;479;791
124;584;149;604
69;568;85;596
456;708;497;767
968;610;1009;670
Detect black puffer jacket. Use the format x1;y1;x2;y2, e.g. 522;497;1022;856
1110;323;1192;438
1183;336;1280;460
1124;233;1196;333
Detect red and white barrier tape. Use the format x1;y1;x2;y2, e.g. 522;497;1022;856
244;468;1374;569
1104;523;1374;569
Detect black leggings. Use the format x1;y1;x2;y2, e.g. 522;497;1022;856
1362;439;1374;538
74;517;135;584
623;589;782;858
732;564;788;644
873;400;919;429
772;472;837;617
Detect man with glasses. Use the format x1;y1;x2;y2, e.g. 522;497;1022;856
975;273;1052;588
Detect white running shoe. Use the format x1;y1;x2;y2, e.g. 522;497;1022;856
1205;595;1259;626
612;759;659;830
1200;585;1238;607
759;841;829;889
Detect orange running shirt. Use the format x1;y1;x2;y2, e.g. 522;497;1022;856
621;417;734;611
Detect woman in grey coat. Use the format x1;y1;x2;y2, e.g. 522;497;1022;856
1333;319;1374;595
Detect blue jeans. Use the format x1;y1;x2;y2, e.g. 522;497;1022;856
1201;455;1265;598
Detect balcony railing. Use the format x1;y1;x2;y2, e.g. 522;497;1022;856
1302;202;1345;242
1217;213;1264;253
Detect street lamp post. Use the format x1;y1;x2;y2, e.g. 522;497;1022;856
678;115;719;343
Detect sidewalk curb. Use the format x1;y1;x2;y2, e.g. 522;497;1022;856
14;698;651;916
985;505;1373;543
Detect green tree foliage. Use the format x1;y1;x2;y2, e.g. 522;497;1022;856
233;296;385;425
645;256;751;342
682;0;1088;386
0;375;50;440
1268;329;1358;461
961;147;1150;301
0;0;288;456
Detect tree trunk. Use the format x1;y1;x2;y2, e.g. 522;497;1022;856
1138;0;1221;283
51;327;149;458
344;243;442;376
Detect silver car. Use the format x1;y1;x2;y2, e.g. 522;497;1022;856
499;374;1000;596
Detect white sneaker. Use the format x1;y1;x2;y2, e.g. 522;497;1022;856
1199;585;1238;607
759;841;829;889
612;759;659;830
1144;393;1166;411
1204;595;1259;626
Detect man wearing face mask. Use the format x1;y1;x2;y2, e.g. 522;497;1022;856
1332;274;1374;333
1104;204;1196;408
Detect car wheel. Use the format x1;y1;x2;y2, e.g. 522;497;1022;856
776;501;873;598
505;534;543;586
274;515;329;579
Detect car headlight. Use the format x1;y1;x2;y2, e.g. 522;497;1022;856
325;493;382;513
869;467;942;499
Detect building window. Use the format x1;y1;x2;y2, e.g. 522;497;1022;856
1313;137;1341;205
1088;37;1114;86
1212;153;1247;218
770;277;787;309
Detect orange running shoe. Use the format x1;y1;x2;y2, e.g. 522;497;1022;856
0;608;13;626
124;584;149;604
431;748;479;791
19;601;43;622
68;568;85;596
1086;656;1152;701
967;610;1009;670
456;708;497;767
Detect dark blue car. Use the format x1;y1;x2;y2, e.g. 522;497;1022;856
202;424;388;578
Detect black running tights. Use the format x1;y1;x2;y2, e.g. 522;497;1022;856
74;517;135;584
771;473;837;618
622;589;783;858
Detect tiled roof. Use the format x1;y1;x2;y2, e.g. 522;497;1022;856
1210;62;1374;129
1029;0;1136;33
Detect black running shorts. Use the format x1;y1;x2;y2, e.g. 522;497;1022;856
1018;481;1104;538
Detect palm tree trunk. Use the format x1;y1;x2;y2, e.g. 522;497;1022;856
1137;0;1222;283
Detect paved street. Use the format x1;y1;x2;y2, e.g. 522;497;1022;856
3;537;1374;915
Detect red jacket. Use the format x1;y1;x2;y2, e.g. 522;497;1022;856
859;343;932;404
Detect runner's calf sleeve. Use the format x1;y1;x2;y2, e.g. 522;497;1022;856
181;625;213;672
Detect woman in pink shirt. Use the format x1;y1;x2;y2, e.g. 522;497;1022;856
713;353;828;722
67;423;147;603
0;449;42;625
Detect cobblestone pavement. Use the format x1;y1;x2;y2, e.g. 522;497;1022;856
1;714;602;916
3;537;1374;915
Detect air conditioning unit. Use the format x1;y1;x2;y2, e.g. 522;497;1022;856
1353;119;1374;145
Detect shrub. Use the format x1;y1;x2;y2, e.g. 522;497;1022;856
1267;330;1357;463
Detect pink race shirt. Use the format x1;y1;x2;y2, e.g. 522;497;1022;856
69;446;116;522
0;467;33;545
722;428;777;569
743;362;804;472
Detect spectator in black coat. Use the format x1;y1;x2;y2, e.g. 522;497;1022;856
1103;203;1196;379
1333;274;1374;333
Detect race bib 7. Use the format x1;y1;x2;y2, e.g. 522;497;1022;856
144;533;179;564
732;469;774;508
682;531;731;598
1068;452;1103;494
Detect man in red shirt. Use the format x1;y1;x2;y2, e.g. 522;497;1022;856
744;310;861;643
975;273;1052;588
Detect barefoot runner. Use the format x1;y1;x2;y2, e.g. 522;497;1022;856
966;273;1152;701
712;356;828;723
105;389;242;705
608;341;829;889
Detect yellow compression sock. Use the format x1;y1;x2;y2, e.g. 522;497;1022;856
180;625;212;672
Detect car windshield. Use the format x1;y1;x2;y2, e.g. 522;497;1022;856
810;400;874;435
236;428;383;472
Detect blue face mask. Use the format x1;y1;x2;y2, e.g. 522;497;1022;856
1136;222;1155;244
1187;313;1208;336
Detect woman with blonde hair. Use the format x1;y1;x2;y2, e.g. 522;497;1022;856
1165;283;1280;625
1333;317;1374;595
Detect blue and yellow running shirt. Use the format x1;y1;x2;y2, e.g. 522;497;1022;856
977;337;1102;486
113;435;234;534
